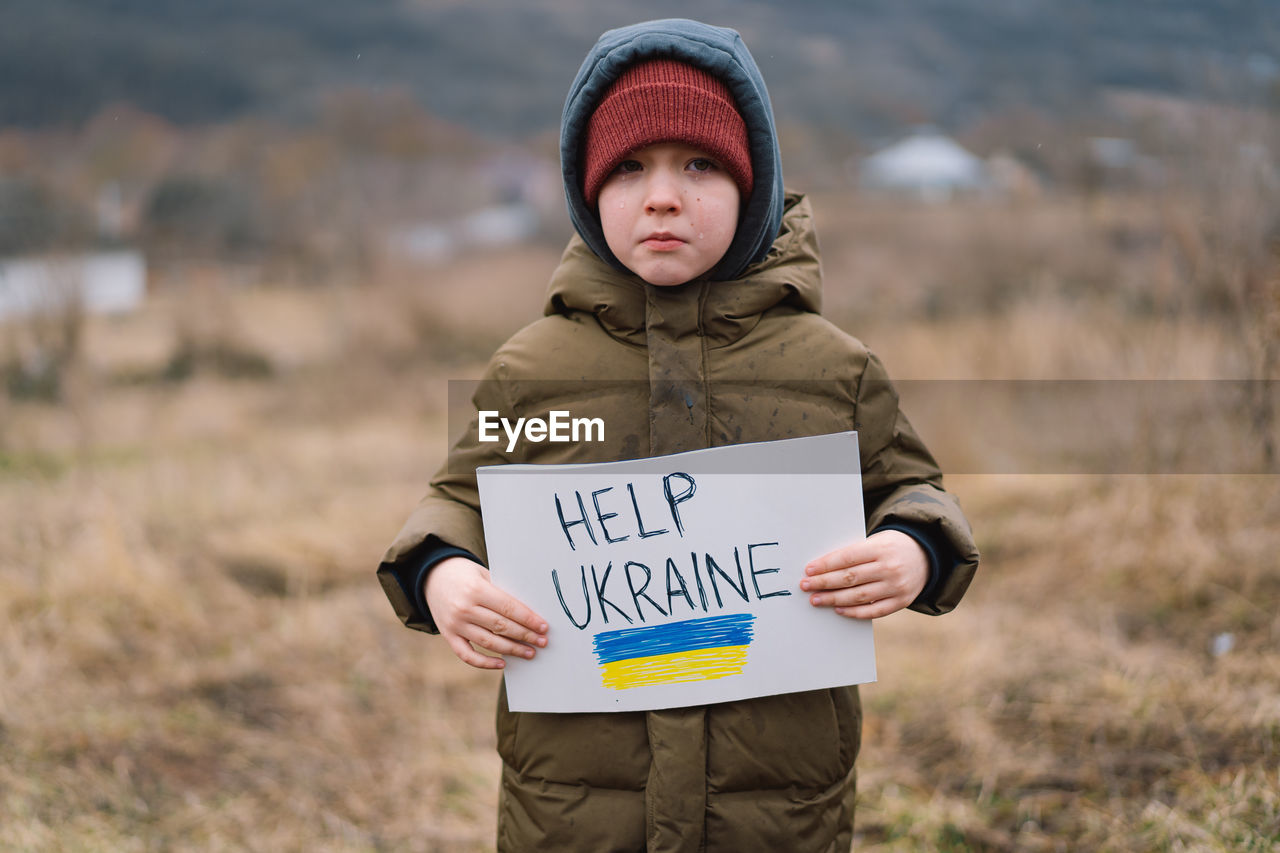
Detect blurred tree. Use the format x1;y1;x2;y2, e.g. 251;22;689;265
142;175;267;255
79;105;180;187
0;179;93;256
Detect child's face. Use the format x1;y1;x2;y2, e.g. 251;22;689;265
597;142;740;287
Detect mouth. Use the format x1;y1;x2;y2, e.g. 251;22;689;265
642;232;686;251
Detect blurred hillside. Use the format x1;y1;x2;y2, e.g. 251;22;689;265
2;0;1278;139
2;2;1278;278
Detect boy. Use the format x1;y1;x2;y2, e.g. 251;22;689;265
377;18;978;852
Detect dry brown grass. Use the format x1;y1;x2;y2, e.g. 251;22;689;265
857;473;1280;851
1;195;1277;851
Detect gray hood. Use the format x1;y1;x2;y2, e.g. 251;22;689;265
560;18;786;282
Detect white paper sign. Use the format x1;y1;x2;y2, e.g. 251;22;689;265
476;432;875;713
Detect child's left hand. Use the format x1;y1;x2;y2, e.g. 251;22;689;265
800;530;928;619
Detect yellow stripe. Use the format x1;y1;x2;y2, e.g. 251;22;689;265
599;645;750;691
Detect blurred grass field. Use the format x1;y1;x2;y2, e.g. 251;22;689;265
1;192;1278;851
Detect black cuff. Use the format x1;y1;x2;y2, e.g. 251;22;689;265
412;543;482;632
873;521;945;614
376;536;481;634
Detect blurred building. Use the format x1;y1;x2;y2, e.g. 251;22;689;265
0;250;146;320
856;128;991;201
386;203;541;265
384;150;555;264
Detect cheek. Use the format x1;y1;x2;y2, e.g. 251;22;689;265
688;180;740;246
597;191;634;252
694;200;738;247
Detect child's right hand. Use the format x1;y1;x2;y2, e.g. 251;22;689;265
423;556;549;670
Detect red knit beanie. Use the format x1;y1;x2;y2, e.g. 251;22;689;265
582;59;753;206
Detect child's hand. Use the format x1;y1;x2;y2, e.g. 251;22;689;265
424;556;549;670
800;530;928;620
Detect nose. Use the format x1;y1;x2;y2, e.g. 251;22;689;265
643;170;682;215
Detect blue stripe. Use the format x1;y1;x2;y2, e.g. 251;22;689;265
592;614;756;665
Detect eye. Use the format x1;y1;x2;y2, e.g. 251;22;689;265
687;158;717;173
615;159;643;174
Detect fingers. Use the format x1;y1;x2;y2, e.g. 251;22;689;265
804;576;913;621
800;531;929;621
425;557;551;670
801;563;870;592
438;604;548;671
439;606;545;671
804;540;878;575
444;634;507;670
806;581;895;610
461;591;549;659
440;560;548;641
830;597;905;621
475;586;549;644
460;607;547;658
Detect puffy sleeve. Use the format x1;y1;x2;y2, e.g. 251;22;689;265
853;352;979;615
375;360;515;631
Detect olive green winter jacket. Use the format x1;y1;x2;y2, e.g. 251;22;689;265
377;192;978;852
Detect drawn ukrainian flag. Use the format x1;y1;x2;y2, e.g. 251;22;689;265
591;613;757;691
